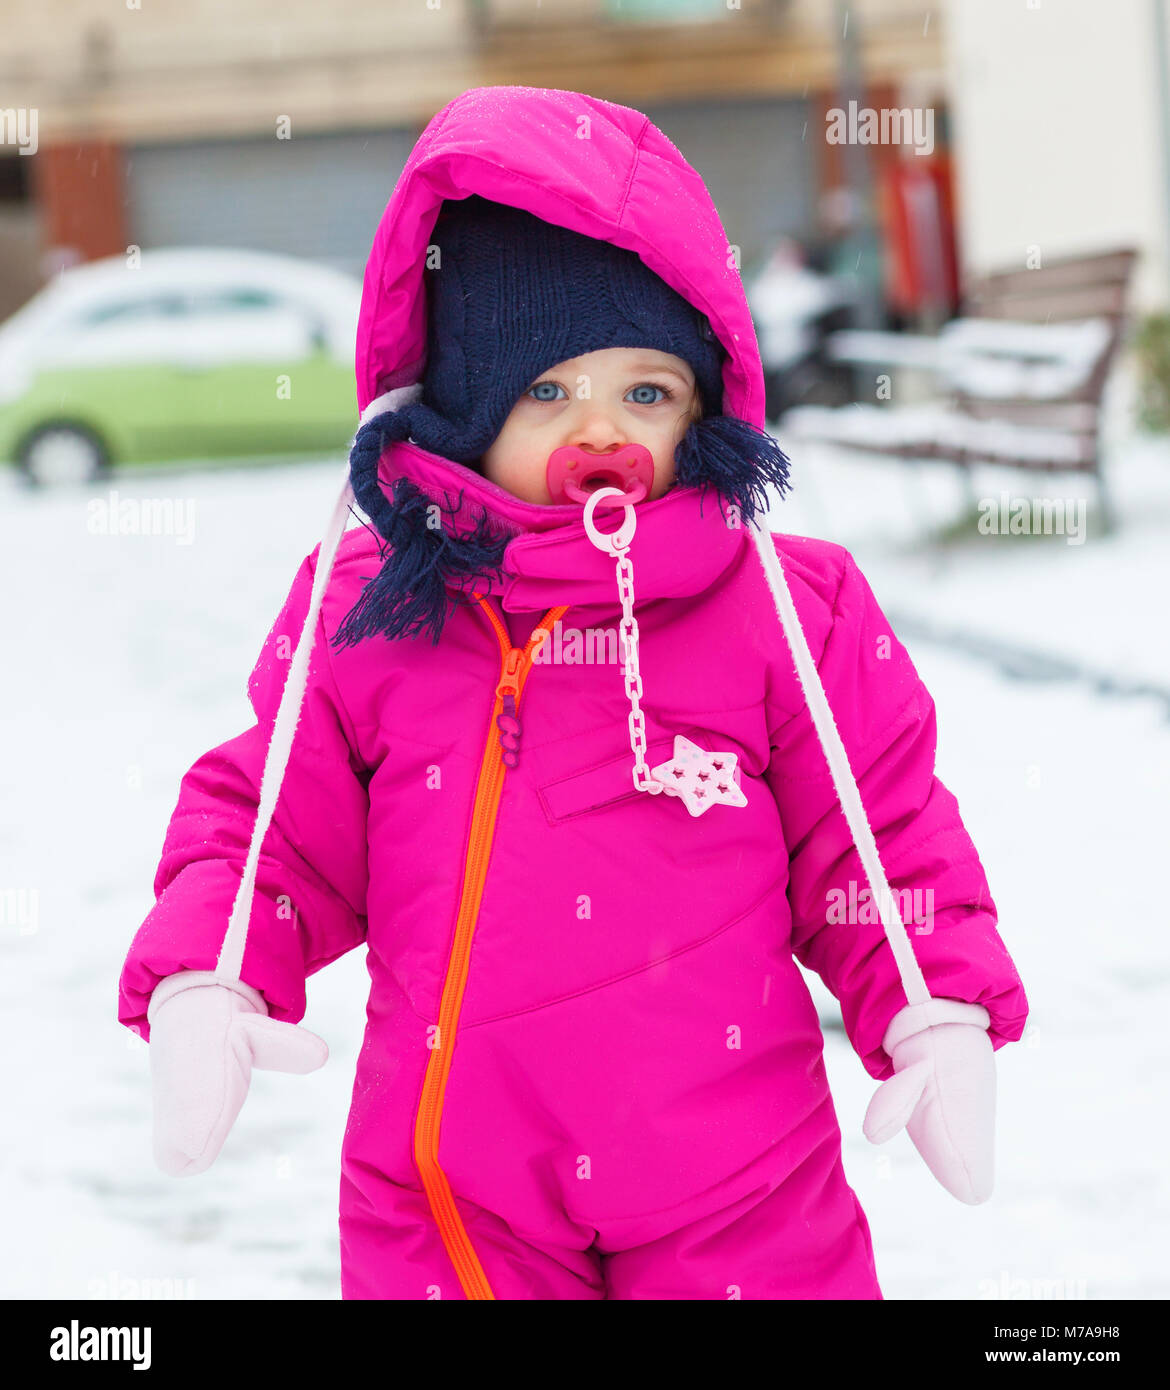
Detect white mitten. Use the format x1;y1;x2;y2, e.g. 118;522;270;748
146;970;328;1177
862;998;996;1204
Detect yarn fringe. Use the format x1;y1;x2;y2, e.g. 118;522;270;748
673;413;792;527
332;414;510;648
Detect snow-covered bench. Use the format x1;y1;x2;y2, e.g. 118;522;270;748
782;247;1137;529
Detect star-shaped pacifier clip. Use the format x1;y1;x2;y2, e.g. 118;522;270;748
649;735;749;817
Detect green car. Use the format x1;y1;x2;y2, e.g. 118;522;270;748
0;247;363;486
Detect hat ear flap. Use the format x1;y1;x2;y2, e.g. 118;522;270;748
335;413;510;648
347;409;411;535
673;414;792;527
332;475;510;648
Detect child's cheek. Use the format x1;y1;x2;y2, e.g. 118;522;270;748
651;446;679;498
493;440;553;503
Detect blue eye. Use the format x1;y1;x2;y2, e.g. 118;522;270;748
626;383;670;405
527;381;566;402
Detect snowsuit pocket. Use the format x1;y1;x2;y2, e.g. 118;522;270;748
536;727;705;823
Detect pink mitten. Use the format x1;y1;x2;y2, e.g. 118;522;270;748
146;970;328;1177
862;998;996;1204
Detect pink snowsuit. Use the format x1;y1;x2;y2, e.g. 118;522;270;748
117;86;1029;1300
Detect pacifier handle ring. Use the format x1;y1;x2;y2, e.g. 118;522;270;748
583;486;637;554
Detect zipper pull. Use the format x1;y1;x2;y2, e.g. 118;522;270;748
495;649;523;767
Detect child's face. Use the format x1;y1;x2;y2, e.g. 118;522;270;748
480;347;700;506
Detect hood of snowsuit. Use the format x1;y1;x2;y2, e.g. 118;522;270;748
352;84;768;547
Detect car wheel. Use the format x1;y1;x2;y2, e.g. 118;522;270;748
16;422;110;488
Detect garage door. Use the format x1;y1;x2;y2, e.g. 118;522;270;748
125;126;418;278
642;94;815;278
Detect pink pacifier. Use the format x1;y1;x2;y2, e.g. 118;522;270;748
546;442;654;507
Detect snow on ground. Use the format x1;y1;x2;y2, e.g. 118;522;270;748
775;366;1170;1301
1;381;1167;1299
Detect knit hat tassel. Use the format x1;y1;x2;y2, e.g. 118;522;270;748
673;414;793;527
331;413;511;649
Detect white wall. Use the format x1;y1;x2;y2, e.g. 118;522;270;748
942;0;1169;312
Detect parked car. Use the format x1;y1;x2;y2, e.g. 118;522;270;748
0;247;363;485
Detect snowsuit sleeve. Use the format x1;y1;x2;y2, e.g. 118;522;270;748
763;541;1029;1082
117;544;370;1043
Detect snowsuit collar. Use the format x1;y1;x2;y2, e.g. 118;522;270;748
375;437;744;613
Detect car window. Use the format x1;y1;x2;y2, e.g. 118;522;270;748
79;295;187;325
183;288;287;314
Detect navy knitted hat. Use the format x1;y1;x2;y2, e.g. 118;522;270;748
336;196;792;648
380;194;726;466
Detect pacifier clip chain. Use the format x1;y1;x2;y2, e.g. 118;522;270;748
582;488;747;817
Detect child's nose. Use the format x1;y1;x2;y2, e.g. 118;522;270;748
569;409;627;451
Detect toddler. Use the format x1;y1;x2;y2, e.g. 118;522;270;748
118;86;1029;1300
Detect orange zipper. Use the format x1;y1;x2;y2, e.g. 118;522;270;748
413;596;569;1300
